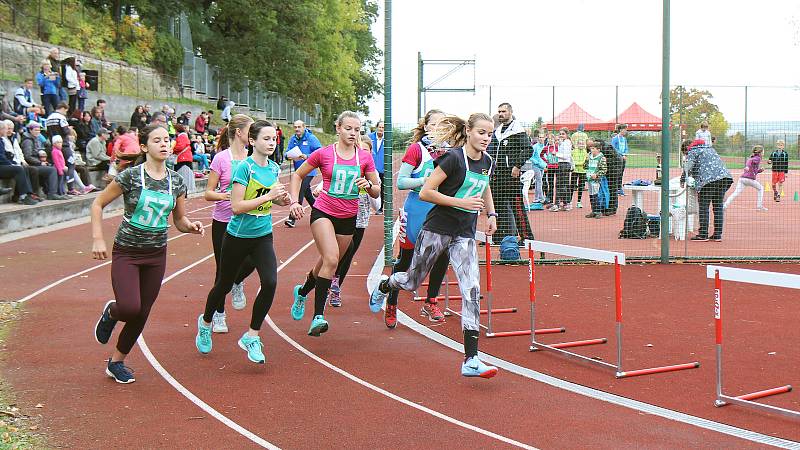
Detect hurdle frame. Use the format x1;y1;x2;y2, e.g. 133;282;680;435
527;240;700;379
708;265;799;420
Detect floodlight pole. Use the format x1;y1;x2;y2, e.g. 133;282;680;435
660;0;671;263
417;52;423;121
383;0;393;266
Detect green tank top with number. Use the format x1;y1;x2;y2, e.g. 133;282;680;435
227;157;280;238
453;148;490;213
129;164;175;231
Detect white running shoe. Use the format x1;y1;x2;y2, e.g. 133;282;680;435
756;206;768;211
212;311;229;333
576;201;583;209
231;282;246;310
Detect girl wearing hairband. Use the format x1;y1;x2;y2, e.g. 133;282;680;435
92;124;203;384
289;111;381;336
203;114;257;333
369;113;499;379
196;120;289;364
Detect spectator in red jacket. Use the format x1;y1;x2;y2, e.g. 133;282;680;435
172;123;193;172
111;126;140;172
194;111;208;134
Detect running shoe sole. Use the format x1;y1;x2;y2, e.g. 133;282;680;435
237;339;265;364
105;367;135;384
94;300;116;345
308;321;329;337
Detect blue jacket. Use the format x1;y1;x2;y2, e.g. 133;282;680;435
611;134;628;157
286;129;322;176
369;131;385;174
36;72;61;96
529;142;547;170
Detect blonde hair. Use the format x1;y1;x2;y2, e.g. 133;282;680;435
360;135;373;151
336;111;361;127
226;114;254;142
410;109;444;144
752;145;764;154
776;139;785;146
430;113;493;149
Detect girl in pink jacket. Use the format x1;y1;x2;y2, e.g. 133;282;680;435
51;135;67;195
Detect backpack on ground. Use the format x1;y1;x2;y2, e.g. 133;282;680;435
499;236;520;260
619;206;648;239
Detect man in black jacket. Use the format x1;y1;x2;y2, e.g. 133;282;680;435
488;103;534;243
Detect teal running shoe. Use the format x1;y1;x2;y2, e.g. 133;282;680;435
461;356;498;379
291;285;306;321
307;315;329;337
368;275;389;313
238;333;265;364
195;314;212;354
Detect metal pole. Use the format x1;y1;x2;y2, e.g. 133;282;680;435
417;51;422;121
615;85;619;124
743;86;748;153
488;85;492;113
660;0;671;263
551;86;555;130
383;0;393;266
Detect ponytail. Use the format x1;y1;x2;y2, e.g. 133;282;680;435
409;109;444;144
430;113;492;149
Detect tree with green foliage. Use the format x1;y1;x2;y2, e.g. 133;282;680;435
670;86;729;143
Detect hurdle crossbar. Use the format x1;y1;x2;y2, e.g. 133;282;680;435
708;266;799;420
527;240;700;379
471;232;566;337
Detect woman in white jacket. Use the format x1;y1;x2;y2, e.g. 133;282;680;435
64;57;80;115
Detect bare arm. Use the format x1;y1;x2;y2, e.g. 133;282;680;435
419;167;484;211
288;162;315;219
204;169;229;202
483;184;497;235
355;170;381;198
172;195;205;235
90;181;124;259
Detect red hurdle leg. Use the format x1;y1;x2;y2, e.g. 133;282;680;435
421;281;459;287
486;327;566;338
736;385;793;402
548;338;607;349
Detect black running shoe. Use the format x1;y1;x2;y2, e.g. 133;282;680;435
690;235;709;242
106;359;135;384
285;217;296;228
94;300;118;344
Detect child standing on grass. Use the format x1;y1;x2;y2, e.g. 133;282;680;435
768;140;789;202
724;145;768;211
584;140;608;218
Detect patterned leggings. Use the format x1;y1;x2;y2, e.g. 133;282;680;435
387;229;481;331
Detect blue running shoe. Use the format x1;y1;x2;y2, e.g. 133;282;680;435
195;314;212;354
106;359;135;384
307;315;329;337
238;333;265;364
369;275;389;313
94;300;118;344
461;356;498;379
291;285;306;321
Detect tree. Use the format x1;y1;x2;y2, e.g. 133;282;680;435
670;86;729;142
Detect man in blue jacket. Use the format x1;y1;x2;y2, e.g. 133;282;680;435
610;123;628;195
285;119;321;227
369;121;385;214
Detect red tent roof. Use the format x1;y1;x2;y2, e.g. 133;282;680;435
614;103;662;131
547;102;614;131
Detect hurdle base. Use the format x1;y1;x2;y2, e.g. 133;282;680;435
529;340;617;371
445;307;515;317
412;294;484;302
486;327;566;338
532;338;607;350
615;362;700;379
715;385;793;407
715;390;799;420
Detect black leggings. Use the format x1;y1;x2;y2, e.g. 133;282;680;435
298;175;316;206
571;172;586;203
544;170;557;203
211;220;257;313
387;246;449;306
335;227;364;287
203;233;277;330
0;165;33;195
698;178;733;238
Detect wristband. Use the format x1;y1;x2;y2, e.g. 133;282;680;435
487;212;498;218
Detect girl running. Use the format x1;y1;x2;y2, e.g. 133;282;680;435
369;113;499;379
289;111;380;336
386;109;451;329
195;120;289;364
724;144;768;211
325;135;375;309
92;124;203;384
203;115;257;333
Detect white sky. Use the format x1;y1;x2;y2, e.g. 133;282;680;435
366;0;800;126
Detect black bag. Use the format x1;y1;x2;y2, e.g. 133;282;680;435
619;206;649;239
647;215;660;237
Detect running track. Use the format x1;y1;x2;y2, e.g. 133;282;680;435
1;196;798;448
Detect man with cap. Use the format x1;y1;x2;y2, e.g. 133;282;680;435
86;127;111;172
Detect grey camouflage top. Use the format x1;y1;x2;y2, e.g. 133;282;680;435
114;166;187;248
683;145;732;190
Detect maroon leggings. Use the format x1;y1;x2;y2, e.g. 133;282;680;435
110;244;167;355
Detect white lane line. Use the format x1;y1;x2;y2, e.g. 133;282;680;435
264;316;538;450
365;225;800;449
136;253;279;450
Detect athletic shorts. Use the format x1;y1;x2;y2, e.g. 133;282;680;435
772;172;786;184
310;206;356;236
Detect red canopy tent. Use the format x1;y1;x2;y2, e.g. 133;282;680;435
546;102;614;131
614;102;662;131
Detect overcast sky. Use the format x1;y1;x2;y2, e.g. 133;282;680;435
366;0;800;126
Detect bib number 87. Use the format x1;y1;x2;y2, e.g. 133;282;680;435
331;171;356;195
